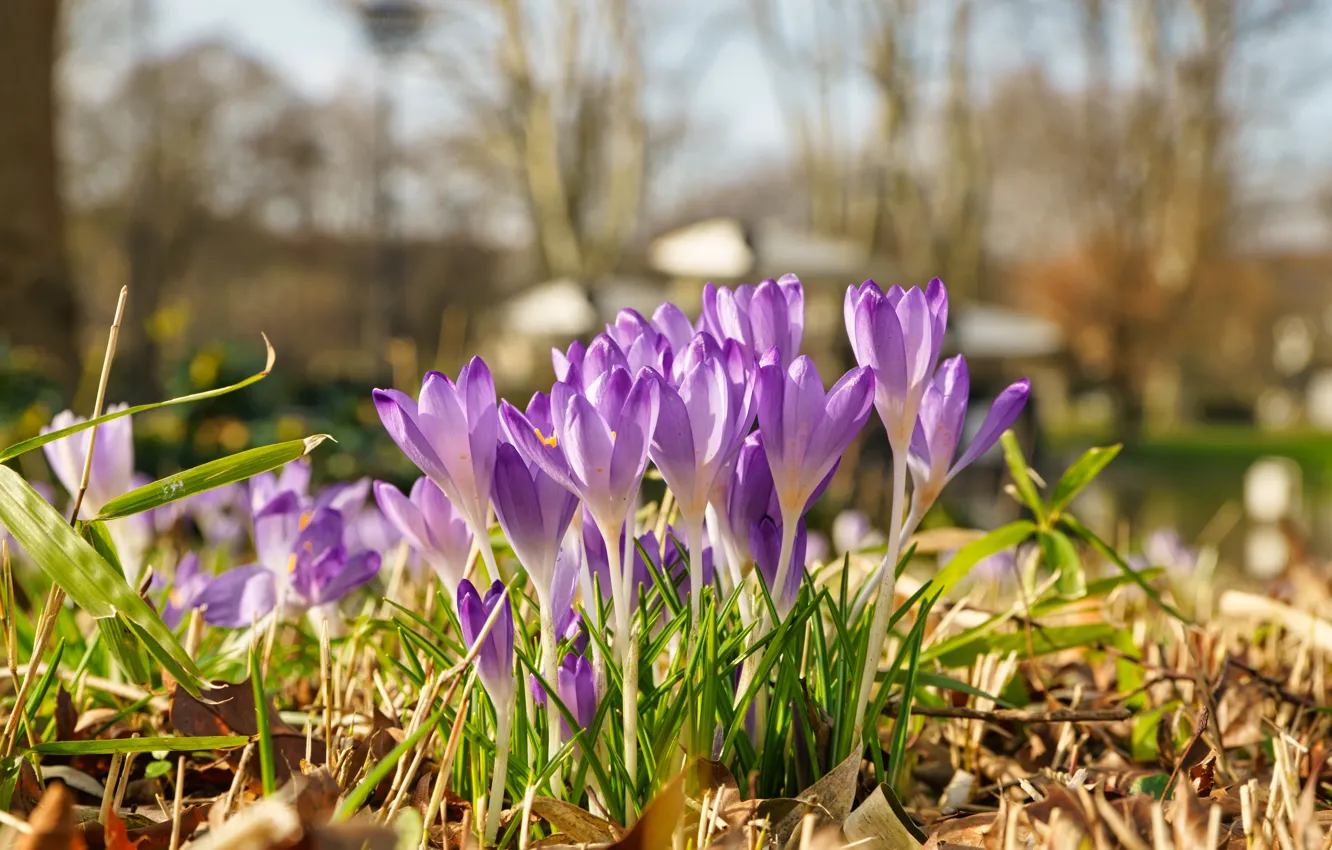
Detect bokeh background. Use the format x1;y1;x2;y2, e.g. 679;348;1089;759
3;0;1332;578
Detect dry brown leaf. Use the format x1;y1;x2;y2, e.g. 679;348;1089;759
55;687;79;742
609;768;685;849
529;797;623;844
19;783;86;850
843;784;926;849
772;749;862;843
170;679;324;783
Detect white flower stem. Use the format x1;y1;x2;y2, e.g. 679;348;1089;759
852;453;907;746
601;518;639;824
472;521;501;585
484;690;514;846
769;513;798;621
538;599;561;765
685;516;705;626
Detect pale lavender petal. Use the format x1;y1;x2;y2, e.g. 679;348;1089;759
198;565;276;628
374;389;450;485
951;378;1031;475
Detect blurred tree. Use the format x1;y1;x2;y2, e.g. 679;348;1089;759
0;0;81;390
749;0;989;297
998;0;1318;435
430;0;651;284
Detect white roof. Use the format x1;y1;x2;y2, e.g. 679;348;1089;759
954;305;1063;358
501;279;597;337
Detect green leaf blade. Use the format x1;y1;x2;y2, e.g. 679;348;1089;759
95;436;330;521
1049;444;1122;514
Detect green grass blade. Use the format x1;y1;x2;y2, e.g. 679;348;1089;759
28;736;249;755
251;642;277;796
0;337;275;464
0;469;208;695
95;436;329;521
1059;515;1186;622
1000;430;1047;523
1049;444;1122;515
935;521;1037;596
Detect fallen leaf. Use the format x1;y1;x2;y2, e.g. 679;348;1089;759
170;678;324;783
19;783;85;850
610;769;685;849
39;767;105;801
843;784;926;849
55;687;79;742
530;797;622;844
772;749;862;843
187;798;303;850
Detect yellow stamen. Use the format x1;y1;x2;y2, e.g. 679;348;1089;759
299;511;313;531
535;427;558;448
287;554;297;574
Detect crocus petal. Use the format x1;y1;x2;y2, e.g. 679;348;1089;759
374;480;432;553
606;372;659;515
197;565;276;628
310;550;381;606
374;389;451;485
951;378;1031;475
563;394;615;514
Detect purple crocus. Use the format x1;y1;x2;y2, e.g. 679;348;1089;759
555;653;597;737
457;579;515;702
651;302;697;358
754;351;873;618
458;578;516;845
906;355;1030;528
501;366;660;574
606;309;673;376
196;505;380;628
701;276;805;368
374;477;474;597
845;278;948;451
651;333;754;619
373;357;501;582
755;352;874;523
42;405;153;583
42;404;135;518
491;443;579;605
553;335;630;395
161;553;210;629
749;517;806;617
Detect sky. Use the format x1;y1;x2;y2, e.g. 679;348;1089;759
68;0;1332;246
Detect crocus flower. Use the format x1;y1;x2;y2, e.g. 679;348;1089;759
651;302;697;358
491;443;579;605
160;553;210;628
458;578;516;845
845;278;948;451
374;477;474;597
41;406;152;583
750;516;806;617
906;355;1030;526
651;334;753;618
553;335;630;395
502;366;659;567
184;483;249;551
652;333;754;525
556;653;597;737
42;404;134;517
457;579;515;703
754;351;873;617
755;352;874;523
702;276;805;368
1143;529;1198;574
197;506;380;628
606;309;673;376
373;357;501;581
